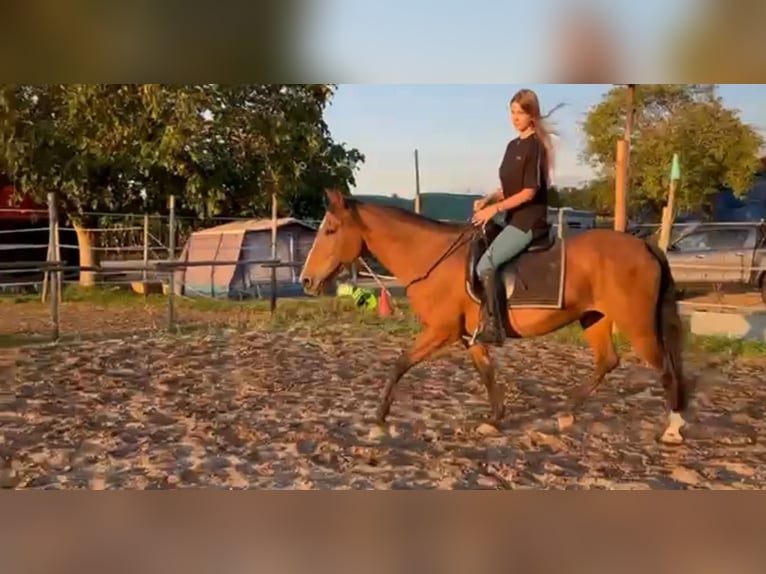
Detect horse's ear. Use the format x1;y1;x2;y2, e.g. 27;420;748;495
325;188;347;213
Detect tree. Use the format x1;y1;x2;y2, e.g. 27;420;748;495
580;84;763;219
0;84;365;286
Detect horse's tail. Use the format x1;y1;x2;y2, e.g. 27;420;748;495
644;240;689;412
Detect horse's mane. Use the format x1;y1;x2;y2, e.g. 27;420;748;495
348;196;470;235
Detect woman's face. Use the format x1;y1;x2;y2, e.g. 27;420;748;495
510;101;534;134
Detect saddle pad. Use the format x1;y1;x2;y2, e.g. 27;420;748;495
503;239;565;309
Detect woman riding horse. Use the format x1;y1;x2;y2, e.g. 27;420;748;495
470;88;555;346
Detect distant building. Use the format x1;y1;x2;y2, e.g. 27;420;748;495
173;217;317;299
0;180;48;224
0;181;50;284
358;192;596;234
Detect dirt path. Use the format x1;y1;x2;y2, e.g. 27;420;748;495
2;328;765;490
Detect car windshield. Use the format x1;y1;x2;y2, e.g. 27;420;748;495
673;227;751;252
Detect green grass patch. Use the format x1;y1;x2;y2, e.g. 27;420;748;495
545;319;766;359
688;333;766;359
2;287;765;359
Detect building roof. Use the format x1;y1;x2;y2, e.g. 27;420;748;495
359;193;477;222
192;217;318;236
357;192;595;222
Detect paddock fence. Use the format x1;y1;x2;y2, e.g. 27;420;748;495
0;194;312;342
2;197;765;343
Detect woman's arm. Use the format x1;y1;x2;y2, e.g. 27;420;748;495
474;187;504;211
493;188;535;214
486;188;504;204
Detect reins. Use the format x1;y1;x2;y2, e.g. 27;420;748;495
401;221;483;290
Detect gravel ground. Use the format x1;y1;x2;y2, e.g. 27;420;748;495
2;322;765;490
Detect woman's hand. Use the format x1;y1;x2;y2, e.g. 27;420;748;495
473;197;489;212
471;205;498;227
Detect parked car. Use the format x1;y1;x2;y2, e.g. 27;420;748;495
665;221;766;303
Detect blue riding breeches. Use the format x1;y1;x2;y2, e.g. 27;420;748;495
476;224;533;277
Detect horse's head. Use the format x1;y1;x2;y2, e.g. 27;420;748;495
299;189;366;296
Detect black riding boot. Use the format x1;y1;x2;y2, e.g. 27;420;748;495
477;269;506;346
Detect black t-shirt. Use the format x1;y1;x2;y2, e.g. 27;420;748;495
498;133;550;237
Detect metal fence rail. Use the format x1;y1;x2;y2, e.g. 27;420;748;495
7;258;302;341
4;193;765;341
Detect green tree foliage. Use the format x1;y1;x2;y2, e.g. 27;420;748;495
581;84;763;218
0;84;364;285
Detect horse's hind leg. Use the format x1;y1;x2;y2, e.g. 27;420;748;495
614;321;687;444
570;312;620;408
465;342;506;424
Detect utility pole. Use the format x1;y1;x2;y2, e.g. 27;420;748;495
413;149;421;214
624;84;635;211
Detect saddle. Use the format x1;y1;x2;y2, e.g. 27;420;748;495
465;219;566;310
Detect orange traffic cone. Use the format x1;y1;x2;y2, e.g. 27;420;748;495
378;288;392;317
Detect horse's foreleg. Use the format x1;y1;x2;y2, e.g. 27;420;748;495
466;342;506;424
376;326;456;425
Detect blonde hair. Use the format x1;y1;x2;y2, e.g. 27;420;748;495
510;89;563;185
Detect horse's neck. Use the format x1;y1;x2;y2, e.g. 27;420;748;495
358;207;461;285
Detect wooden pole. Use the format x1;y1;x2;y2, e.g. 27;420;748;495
167;195;176;331
614;139;628;232
54;219;62;305
414;149;421;214
270;187;278;315
41;240;51;303
47;192;60;342
142;212;149;284
610;85;636;336
659;153;681;252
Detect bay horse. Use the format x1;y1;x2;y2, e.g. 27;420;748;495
299;189;691;444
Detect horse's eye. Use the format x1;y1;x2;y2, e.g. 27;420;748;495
325;228;337;236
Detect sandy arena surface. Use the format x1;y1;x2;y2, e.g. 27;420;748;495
2;318;765;489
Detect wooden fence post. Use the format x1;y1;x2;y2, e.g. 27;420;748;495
270;188;278;316
142;213;149;285
47;192;60;342
167;195;176;331
658;153;682;253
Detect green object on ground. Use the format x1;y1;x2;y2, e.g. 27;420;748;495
336;283;378;310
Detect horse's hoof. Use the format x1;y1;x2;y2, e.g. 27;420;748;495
557;413;575;432
658;411;686;445
476;422;500;436
659;429;684;445
368;424;388;441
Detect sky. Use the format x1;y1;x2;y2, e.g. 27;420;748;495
303;0;698;82
300;0;766;197
324;84;766;198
